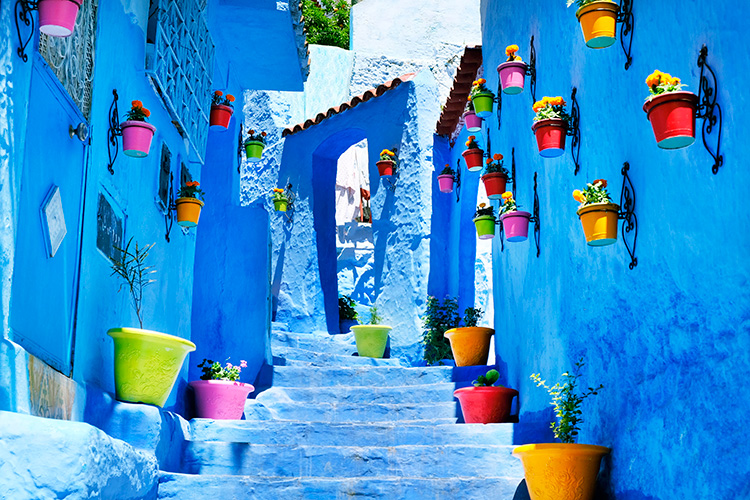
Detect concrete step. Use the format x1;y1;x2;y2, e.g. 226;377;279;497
188;420;515;447
254;382;456;405
243;399;458;423
180;443;523;477
271;345;404;367
267;365;454;387
158;473;525;500
271;330;358;356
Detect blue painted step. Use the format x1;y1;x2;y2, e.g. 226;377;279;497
243;399;458;423
254;382;456;405
272;345;404;367
158;473;524;500
266;365;454;387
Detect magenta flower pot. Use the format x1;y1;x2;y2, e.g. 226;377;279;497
38;0;82;37
497;61;528;95
190;380;255;420
437;174;455;193
500;211;531;242
121;120;156;158
463;111;483;132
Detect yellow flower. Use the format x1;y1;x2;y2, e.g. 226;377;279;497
505;44;519;56
273;188;284;193
573;189;585;203
501;191;513;200
477;78;486;85
670;77;680;86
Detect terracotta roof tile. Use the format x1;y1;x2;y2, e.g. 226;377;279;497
436;46;483;138
282;73;417;137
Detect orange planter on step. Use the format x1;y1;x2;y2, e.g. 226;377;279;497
444;327;494;366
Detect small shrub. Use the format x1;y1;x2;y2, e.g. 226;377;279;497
421;296;460;365
338;295;358;321
301;0;350;49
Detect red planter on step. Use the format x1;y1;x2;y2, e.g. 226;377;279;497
481;172;508;200
642;91;699;150
454;386;519;424
532;118;568;158
462;148;484;172
210;104;234;129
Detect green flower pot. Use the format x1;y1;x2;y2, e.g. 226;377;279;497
472;92;495;118
107;327;196;407
473;215;496;240
350;325;392;358
274;199;288;212
245;141;265;163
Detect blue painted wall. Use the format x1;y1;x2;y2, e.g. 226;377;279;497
471;0;750;498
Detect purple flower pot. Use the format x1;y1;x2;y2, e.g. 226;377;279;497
500;211;531;242
190;380;255;420
497;61;528;95
437;174;455;193
463;111;483;132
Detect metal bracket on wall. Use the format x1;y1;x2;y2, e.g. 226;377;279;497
527;35;537;102
529;171;541;258
106;89;122;175
164;172;176;242
455;159;462;203
237;123;244;174
281;181;296;224
383;167;399;192
696;45;724;175
495;82;503;131
511;147;517;196
497;220;504;253
568;87;582;175
617;0;634;70
618;162;638;269
14;0;39;62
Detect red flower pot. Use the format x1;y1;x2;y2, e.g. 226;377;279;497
642;91;699;150
377;160;395;177
437;174;455;193
454;386;519;424
462;148;484;172
481;172;508;200
210;104;234;129
532;118;568;158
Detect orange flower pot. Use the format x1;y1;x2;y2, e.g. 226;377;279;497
577;202;619;246
513;443;610;500
444;327;494;367
176;197;205;227
576;1;619;49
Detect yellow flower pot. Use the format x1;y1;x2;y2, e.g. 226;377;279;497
577;203;619;246
513;443;610;500
176;197;204;227
576;1;619;49
107;327;196;407
351;325;391;358
444;327;494;367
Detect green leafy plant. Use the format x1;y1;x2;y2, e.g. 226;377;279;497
473;369;500;387
245;128;268;146
645;69;686;100
498;191;518;216
110;238;156;329
566;0;614;7
338;295;358;321
469;77;493;99
474;203;495;218
465;135;480;150
572;179;612;207
421;296;460;365
301;0;350;49
198;358;247;381
463;306;484;327
211;90;236;108
124;99;151;122
483;153;510;177
177;181;205;200
272;188;288;202
440;163;455;176
368;305;383;325
530;358;603;444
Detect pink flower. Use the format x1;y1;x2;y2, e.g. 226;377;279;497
240;360;247;368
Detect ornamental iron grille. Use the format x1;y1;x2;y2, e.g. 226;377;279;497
146;0;215;163
37;0;98;120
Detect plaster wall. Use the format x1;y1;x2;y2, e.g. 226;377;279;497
475;0;750;498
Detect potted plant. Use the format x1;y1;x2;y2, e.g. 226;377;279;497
444;306;494;367
469;78;495;118
190;358;254;420
573;179;619;246
338;295;359;334
421;296;460;366
496;44;528;95
532;96;571;158
272;188;289;212
499;191;531;242
38;0;83;37
454;369;519;424
462;135;484;172
437;163;456;193
121;100;156;158
175;181;205;228
513;359;609;500
472;203;496;240
568;0;619;49
643;70;699;150
244;129;268;162
107;238;196;407
463;99;483;132
350;305;391;358
209;91;236;129
481;153;509;200
376;148;398;177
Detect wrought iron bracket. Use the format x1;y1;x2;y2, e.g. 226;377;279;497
511;147;517;196
616;0;634;70
527;35;537;102
696;45;724;175
237;123;244;174
529;171;541;258
618;162;638;269
568;87;582;175
106;89;123;175
497;219;504;253
383;166;399;192
164;172;176;242
281;181;296;224
455;160;462;203
496;84;503;131
14;0;40;62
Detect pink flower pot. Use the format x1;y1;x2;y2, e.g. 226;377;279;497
38;0;82;37
500;211;531;242
497;61;528;95
190;379;255;420
437;174;455;193
454;386;519;424
463;111;483;132
121;120;156;158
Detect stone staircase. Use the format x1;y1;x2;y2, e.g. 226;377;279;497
157;324;525;499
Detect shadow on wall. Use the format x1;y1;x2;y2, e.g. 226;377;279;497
271;224;291;322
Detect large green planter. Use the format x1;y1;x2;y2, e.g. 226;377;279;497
472;92;495;118
473;215;496;240
351;325;392;358
245;141;265;162
107;327;196;407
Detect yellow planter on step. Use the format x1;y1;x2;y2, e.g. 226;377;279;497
351;325;391;358
513;443;610;500
444;327;494;366
576;1;619;49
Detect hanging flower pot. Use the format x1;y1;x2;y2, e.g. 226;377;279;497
38;0;83;37
481;172;508;200
121;121;156;158
463;110;483;132
497;46;528;95
107;327;196;407
473;203;496;240
501;211;531;242
437;174;455;193
462;135;484;171
351;325;391;358
643;90;699;150
577;203;619;246
176;197;204;227
209;91;236;129
273;199;288;212
245;141;265;162
469;78;495;118
272;188;289;212
376;160;395;177
454;386;519;424
444;327;495;367
532;118;568;158
574;1;619;49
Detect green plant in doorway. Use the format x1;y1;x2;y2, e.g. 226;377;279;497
338;295;359;322
421;296;460;365
109;238;156;329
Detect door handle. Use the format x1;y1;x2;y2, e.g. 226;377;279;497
69;123;89;143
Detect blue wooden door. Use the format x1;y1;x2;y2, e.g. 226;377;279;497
9;59;88;375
